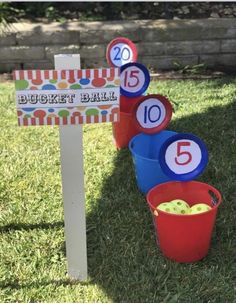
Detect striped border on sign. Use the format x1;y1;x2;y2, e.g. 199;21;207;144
18;109;119;126
13;68;120;81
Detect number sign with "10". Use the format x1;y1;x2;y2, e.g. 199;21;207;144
106;37;138;68
159;133;209;181
133;95;173;134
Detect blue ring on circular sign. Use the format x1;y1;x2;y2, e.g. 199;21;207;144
159;133;209;181
120;62;150;97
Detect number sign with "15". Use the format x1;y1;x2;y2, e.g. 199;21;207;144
120;62;150;97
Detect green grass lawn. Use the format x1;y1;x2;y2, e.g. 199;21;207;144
0;77;236;303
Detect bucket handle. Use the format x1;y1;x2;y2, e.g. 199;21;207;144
209;190;219;206
130;141;134;149
153;209;159;216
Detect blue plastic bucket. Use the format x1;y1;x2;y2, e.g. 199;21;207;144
129;130;177;194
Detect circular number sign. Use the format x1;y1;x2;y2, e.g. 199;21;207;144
159;133;209;181
133;94;173;134
120;62;150;97
106;37;138;67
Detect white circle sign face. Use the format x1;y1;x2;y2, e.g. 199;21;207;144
164;139;202;175
110;43;133;67
160;133;209;181
136;98;166;129
121;65;145;94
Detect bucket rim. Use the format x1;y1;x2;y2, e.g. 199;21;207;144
119;110;133;117
146;180;222;216
128;130;177;163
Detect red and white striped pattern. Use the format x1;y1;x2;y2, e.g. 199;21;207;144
13;68;120;81
18;110;119;126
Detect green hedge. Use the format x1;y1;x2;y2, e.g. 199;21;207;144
0;2;235;23
0;2;169;22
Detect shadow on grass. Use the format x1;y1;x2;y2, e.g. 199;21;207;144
193;76;236;89
0;221;64;233
0;86;235;302
0;278;83;290
85;98;236;302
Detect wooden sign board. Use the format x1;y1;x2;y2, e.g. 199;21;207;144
13;58;121;281
14;68;120;126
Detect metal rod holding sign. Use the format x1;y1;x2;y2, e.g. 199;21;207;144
14;56;120;281
54;54;87;281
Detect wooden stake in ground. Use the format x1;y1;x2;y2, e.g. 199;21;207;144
54;54;87;280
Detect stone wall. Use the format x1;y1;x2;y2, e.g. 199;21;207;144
0;19;236;73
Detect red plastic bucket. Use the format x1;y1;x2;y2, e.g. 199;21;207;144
146;181;222;263
112;95;141;149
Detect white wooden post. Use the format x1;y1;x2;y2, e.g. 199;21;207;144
54;54;87;280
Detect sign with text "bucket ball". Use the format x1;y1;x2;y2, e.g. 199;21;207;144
133;94;173;134
14;68;120;126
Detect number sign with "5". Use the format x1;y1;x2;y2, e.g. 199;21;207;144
159;133;209;181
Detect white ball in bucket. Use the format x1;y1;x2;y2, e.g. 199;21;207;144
190;203;212;214
170;199;190;215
